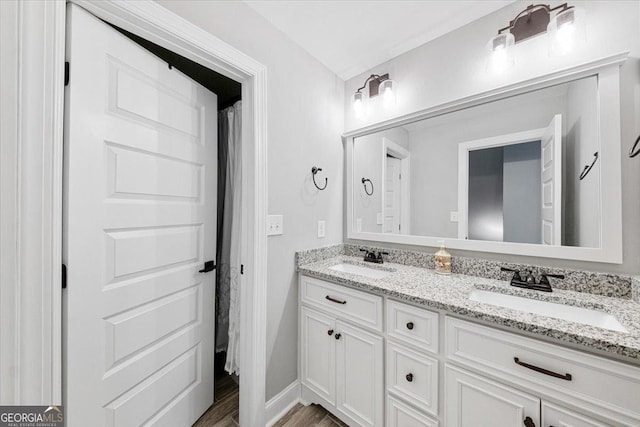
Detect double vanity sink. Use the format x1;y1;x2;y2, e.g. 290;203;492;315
326;260;631;336
298;254;640;426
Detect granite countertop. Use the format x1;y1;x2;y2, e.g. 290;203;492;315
298;255;640;363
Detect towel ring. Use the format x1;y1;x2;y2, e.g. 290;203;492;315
311;166;328;190
361;178;374;196
630;134;640;158
579;152;599;180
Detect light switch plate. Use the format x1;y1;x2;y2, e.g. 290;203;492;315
317;220;326;238
267;215;283;236
450;211;459;222
376;212;383;225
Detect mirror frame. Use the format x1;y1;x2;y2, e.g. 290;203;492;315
345;52;628;264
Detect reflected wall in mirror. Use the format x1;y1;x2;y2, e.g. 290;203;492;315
352;76;600;248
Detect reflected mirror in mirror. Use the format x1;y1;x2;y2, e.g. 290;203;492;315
352;75;600;248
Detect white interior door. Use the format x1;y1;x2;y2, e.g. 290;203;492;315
541;114;562;245
384;156;402;234
64;4;216;426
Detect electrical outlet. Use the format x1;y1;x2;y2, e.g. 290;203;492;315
450;211;459;222
317;220;326;238
267;215;283;236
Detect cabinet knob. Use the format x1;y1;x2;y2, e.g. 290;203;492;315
327;329;334;336
334;333;341;340
405;373;413;382
523;416;535;427
406;322;414;330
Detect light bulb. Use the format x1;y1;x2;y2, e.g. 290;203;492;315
486;33;514;73
548;7;585;56
353;91;364;119
380;79;396;108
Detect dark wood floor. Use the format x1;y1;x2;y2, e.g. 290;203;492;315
192;375;348;427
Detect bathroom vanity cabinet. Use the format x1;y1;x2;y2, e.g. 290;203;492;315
299;274;640;427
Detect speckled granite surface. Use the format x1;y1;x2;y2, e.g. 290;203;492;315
633;276;640;303
298;255;640;362
298;243;634;299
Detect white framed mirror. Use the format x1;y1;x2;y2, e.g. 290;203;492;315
345;53;627;263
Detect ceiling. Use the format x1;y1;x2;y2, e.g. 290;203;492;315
244;0;515;80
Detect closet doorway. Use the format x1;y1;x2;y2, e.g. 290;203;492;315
61;2;268;426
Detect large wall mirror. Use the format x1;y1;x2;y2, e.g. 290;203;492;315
345;56;626;263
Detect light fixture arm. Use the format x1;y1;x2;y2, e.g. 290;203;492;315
496;3;573;42
355;73;390;98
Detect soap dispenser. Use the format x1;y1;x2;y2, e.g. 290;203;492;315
434;240;452;275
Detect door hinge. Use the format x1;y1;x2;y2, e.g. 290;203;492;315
62;264;67;289
240;264;244;275
64;61;70;86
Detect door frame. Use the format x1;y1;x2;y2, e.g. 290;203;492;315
457;128;545;241
381;137;410;234
10;1;269;425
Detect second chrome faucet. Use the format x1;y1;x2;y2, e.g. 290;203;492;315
500;267;565;292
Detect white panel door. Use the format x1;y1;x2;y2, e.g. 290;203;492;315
445;365;540;427
384;156;402;234
541;114;562;245
300;307;336;405
542;402;612;427
335;320;384;427
64;5;216;426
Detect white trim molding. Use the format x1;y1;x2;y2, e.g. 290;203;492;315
345;53;627;264
0;0;65;405
265;380;301;427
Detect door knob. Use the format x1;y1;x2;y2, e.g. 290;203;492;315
406;373;413;382
334;333;341;340
406;322;414;330
327;329;334;336
523;416;535;427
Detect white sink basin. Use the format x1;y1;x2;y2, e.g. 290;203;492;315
468;289;628;333
329;263;392;279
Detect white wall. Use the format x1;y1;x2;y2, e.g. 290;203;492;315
564;77;600;247
154;1;345;400
346;0;640;274
353;127;409;233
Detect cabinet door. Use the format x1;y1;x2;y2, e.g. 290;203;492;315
445;365;540;427
301;307;336;404
542;402;612;427
335;320;384;427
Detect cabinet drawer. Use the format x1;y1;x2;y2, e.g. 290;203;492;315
446;317;640;424
387;341;438;417
387;395;438;427
301;275;383;331
387;299;438;353
542;401;613;427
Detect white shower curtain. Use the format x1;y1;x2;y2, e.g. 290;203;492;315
216;101;242;375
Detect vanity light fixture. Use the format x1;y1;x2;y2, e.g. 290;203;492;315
488;3;584;70
352;73;396;118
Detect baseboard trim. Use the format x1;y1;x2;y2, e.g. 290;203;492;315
265;380;301;427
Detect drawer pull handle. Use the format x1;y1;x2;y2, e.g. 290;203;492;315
406;322;414;330
514;357;572;381
327;329;334;336
523;416;535;427
405;373;413;382
325;295;346;304
335;333;341;340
